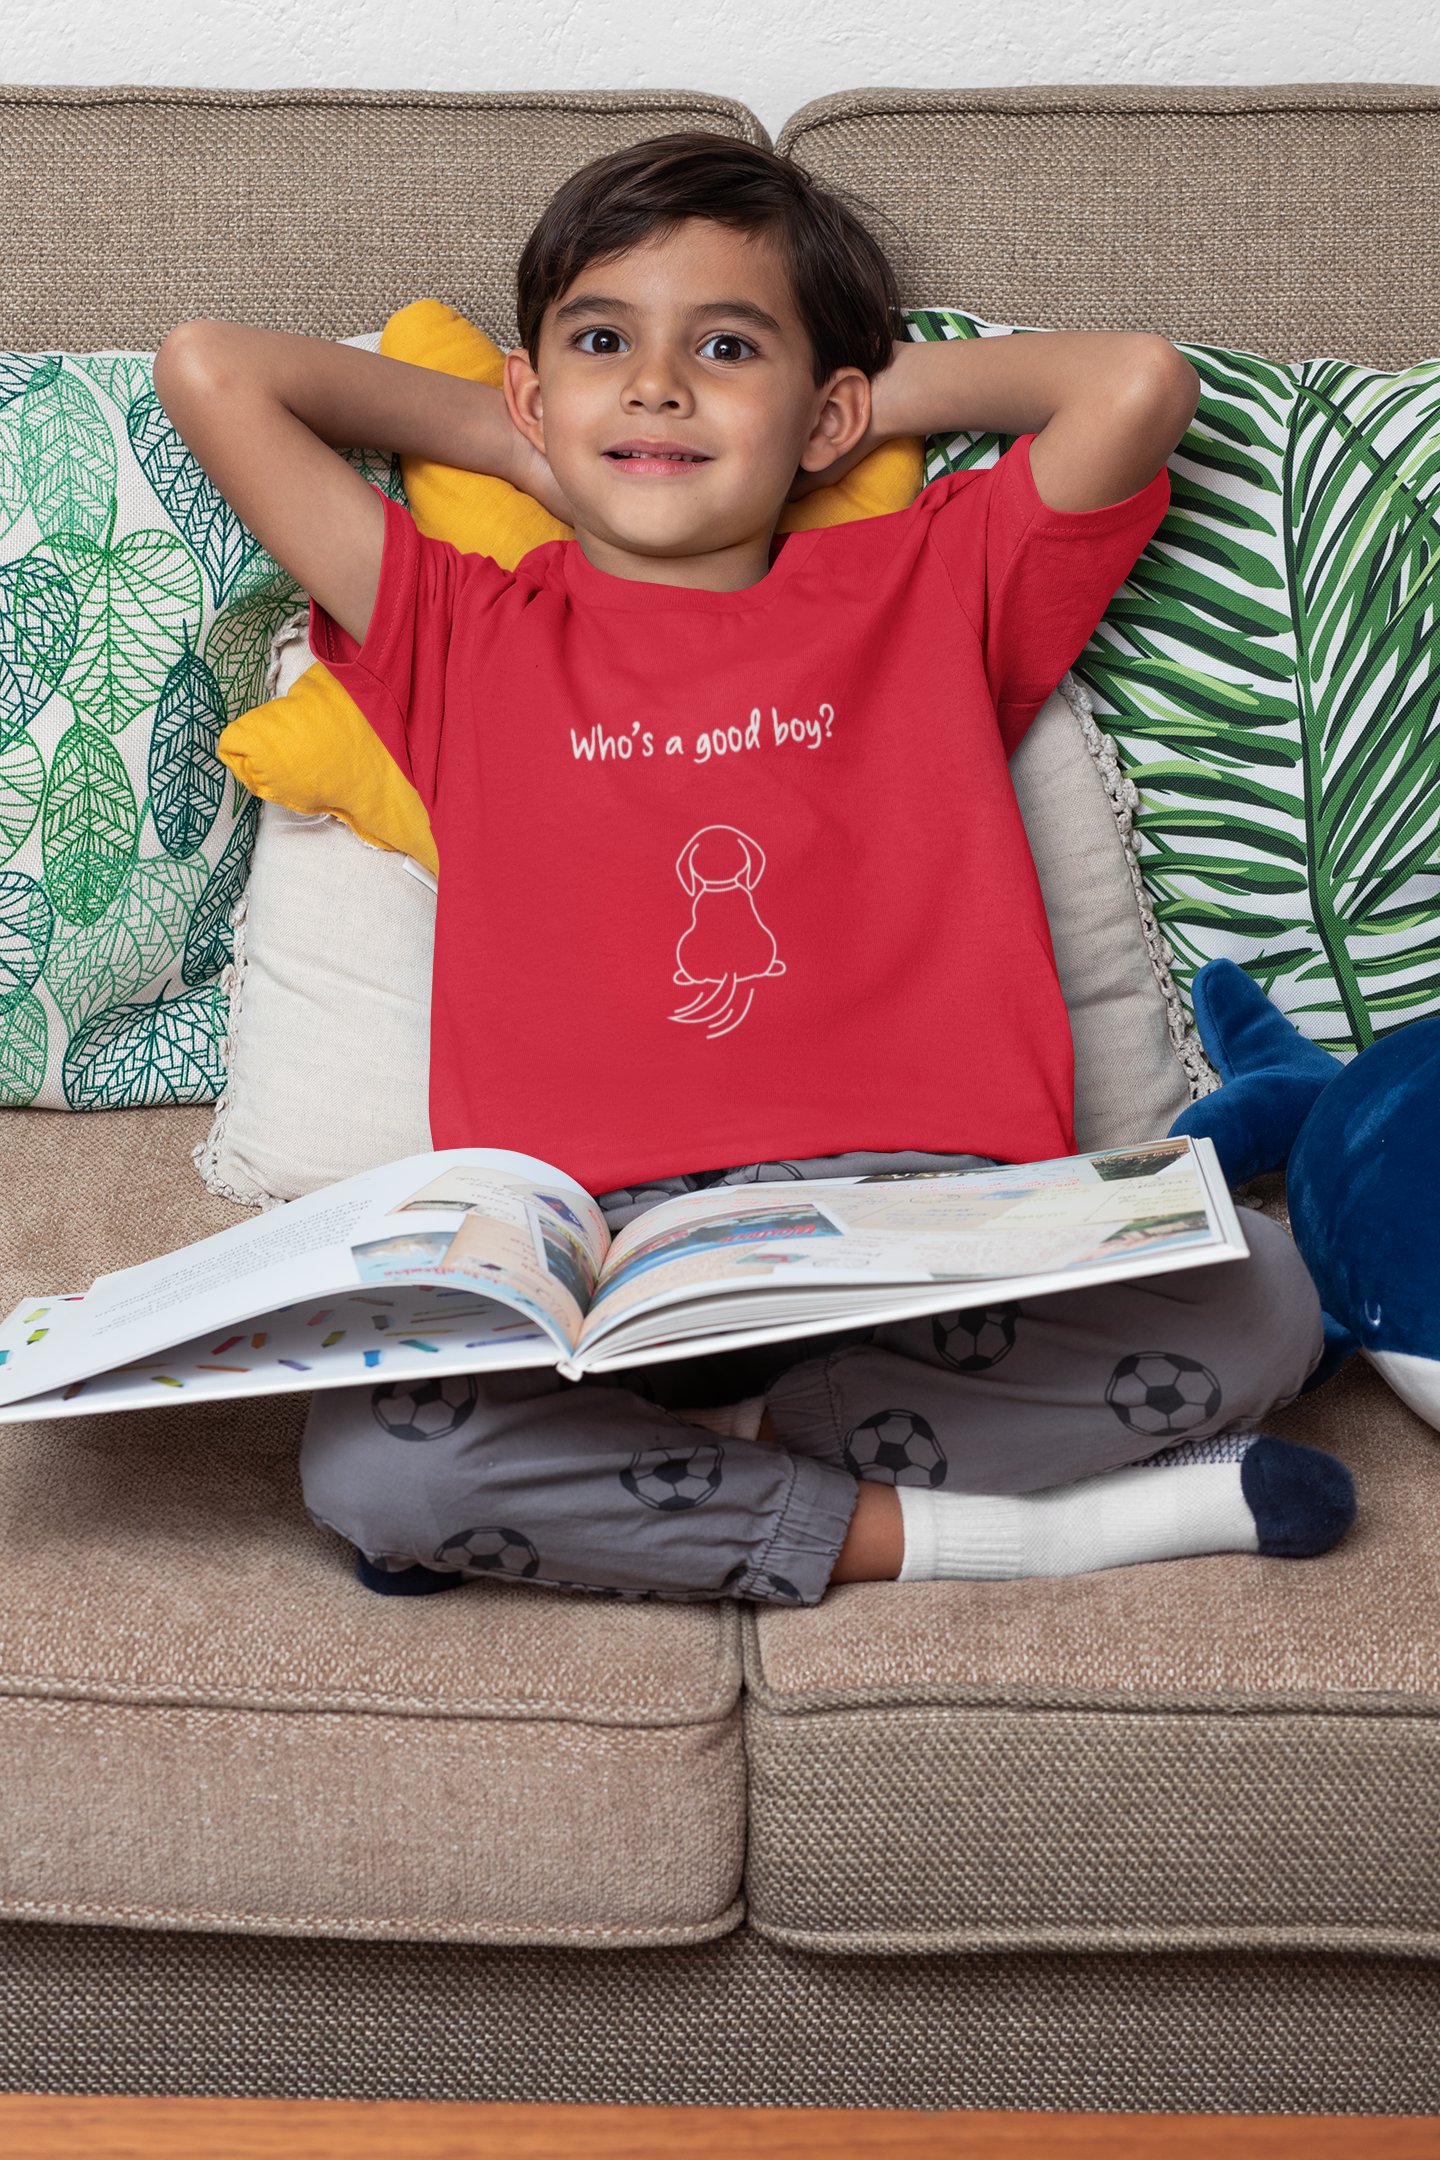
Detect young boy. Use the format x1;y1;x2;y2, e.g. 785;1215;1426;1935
155;135;1352;1604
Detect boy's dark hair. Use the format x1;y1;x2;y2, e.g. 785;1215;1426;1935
516;133;900;383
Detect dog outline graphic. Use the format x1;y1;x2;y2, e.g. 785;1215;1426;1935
670;825;785;1039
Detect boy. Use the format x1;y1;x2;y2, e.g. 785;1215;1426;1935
155;135;1351;1604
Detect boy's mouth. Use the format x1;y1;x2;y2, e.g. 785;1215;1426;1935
603;440;712;471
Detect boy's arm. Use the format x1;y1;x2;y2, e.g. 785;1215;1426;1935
797;331;1199;515
153;322;565;644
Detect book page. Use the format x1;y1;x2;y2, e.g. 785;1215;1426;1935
574;1139;1235;1361
0;1284;553;1424
0;1146;604;1412
366;1163;608;1348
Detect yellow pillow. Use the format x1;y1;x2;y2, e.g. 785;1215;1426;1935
219;299;923;869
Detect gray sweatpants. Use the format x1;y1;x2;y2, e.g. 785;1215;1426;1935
301;1212;1321;1606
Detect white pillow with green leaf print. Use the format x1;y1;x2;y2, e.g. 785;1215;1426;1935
911;306;1440;1058
0;343;402;1109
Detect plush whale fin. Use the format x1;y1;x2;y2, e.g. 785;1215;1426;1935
1189;958;1344;1087
1300;1310;1360;1396
1168;960;1345;1184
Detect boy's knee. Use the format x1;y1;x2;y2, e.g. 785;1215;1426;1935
1213;1211;1324;1392
300;1409;461;1566
298;1368;576;1565
1237;1210;1320;1315
300;1437;433;1564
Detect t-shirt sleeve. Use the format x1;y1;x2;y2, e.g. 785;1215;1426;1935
927;437;1170;756
307;493;494;812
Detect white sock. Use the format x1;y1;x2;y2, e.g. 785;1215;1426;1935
682;1396;768;1442
896;1435;1260;1581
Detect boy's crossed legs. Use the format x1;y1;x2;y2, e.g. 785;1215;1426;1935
302;1213;1353;1601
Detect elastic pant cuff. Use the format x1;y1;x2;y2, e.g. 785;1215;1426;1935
744;1451;858;1605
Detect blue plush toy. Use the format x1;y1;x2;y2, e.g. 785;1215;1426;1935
1169;959;1440;1430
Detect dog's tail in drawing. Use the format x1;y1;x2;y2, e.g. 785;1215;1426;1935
669;974;754;1038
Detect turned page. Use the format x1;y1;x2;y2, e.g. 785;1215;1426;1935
368;1160;610;1349
0;1148;606;1416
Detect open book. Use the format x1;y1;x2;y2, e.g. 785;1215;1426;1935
0;1137;1245;1424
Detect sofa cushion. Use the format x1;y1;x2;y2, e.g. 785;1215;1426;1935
0;1106;744;1944
742;1353;1440;1955
2;1104;251;1303
776;85;1440;370
1;87;767;353
1077;342;1440;1059
1010;680;1196;1147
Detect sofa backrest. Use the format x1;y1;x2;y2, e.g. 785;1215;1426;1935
7;81;1438;369
777;85;1440;369
0;85;767;351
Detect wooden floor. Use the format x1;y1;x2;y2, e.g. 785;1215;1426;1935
2;2097;1437;2157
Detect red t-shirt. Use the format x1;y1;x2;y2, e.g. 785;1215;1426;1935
313;441;1168;1195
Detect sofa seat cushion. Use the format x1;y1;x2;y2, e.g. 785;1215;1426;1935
743;1356;1440;1955
2;1107;254;1304
0;1108;744;1944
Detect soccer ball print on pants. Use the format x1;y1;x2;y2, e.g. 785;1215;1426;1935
434;1525;541;1577
930;1304;1019;1373
842;1408;947;1487
1105;1352;1223;1439
621;1442;725;1511
369;1376;480;1442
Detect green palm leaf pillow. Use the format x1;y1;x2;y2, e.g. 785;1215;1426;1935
0;347;402;1108
911;307;1440;1056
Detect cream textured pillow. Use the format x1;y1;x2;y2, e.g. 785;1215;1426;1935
1017;677;1203;1151
193;798;434;1207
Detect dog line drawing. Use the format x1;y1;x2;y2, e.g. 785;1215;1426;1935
670;825;785;1039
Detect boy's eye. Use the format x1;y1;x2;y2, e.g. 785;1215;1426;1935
699;334;756;363
575;328;628;355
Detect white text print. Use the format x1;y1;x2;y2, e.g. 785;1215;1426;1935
570;704;836;768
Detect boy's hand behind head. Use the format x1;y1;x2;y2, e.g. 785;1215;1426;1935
503;219;872;594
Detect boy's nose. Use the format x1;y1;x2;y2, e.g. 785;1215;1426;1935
624;381;686;412
622;351;694;414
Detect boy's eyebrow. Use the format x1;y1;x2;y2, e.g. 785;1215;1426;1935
690;300;784;336
552;293;785;336
552;293;632;322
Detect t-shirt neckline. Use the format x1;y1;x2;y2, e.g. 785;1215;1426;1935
561;526;815;612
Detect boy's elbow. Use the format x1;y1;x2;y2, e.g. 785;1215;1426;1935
154;319;235;417
1122;334;1200;452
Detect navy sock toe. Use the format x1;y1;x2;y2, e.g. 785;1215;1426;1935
1240;1435;1356;1558
355;1554;467;1596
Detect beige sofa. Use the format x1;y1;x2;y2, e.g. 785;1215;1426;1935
3;82;1440;2113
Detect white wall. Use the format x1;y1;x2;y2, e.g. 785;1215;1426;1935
8;0;1434;145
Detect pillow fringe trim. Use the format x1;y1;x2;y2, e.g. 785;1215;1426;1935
1060;670;1219;1103
191;886;284;1212
267;606;312;691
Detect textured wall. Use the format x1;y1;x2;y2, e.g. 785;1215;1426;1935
7;0;1437;142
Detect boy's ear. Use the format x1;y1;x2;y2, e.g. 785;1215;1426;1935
797;368;872;474
504;347;547;455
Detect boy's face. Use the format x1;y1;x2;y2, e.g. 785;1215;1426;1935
504;219;870;588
